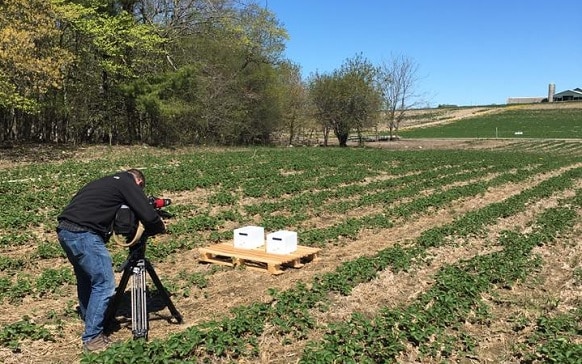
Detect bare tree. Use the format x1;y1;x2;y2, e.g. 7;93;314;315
377;54;422;140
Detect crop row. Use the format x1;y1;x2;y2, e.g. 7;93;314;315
72;166;582;363
0;150;571;251
1;147;581;362
0;155;576;305
0;148;574;229
302;206;580;362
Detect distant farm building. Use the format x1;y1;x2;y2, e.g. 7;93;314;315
507;85;582;104
553;88;582;102
506;96;544;104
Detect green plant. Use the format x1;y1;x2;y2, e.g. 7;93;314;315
0;316;54;352
573;267;582;286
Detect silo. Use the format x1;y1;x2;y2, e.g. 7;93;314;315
548;83;555;102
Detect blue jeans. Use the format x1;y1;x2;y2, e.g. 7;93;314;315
57;229;115;343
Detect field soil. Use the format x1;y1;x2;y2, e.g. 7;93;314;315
0;103;581;363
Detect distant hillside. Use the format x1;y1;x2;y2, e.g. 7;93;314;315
400;102;582;130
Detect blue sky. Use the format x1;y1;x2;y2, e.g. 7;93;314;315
265;0;582;107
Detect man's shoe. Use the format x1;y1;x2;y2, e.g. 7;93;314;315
83;333;111;352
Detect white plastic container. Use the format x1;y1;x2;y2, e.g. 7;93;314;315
233;226;265;249
266;230;298;254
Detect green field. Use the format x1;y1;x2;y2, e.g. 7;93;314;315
398;108;582;139
1;141;582;363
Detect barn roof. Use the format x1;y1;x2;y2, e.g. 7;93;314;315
554;88;582;97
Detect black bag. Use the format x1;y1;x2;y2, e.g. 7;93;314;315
112;204;138;240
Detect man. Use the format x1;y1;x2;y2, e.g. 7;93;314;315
57;169;166;352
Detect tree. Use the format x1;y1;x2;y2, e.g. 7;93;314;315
308;72;338;146
276;61;309;145
0;0;74;141
339;54;382;146
53;0;167;144
125;0;289;145
0;0;302;146
377;54;422;140
308;54;381;147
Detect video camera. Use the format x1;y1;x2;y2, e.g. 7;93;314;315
148;196;171;209
148;196;173;219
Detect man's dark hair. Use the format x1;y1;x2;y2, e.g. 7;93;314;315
127;169;145;187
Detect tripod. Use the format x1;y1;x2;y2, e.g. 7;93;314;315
104;236;183;340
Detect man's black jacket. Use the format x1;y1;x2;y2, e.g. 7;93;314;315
58;171;165;239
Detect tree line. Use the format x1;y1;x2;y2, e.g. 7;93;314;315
0;0;421;147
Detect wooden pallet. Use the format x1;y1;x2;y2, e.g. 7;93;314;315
198;243;321;275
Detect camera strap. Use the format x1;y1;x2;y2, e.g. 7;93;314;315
112;221;145;247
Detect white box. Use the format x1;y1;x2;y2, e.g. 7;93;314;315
233;226;265;249
266;230;298;254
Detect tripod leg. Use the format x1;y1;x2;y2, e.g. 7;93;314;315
104;265;132;333
131;260;148;340
145;260;183;324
